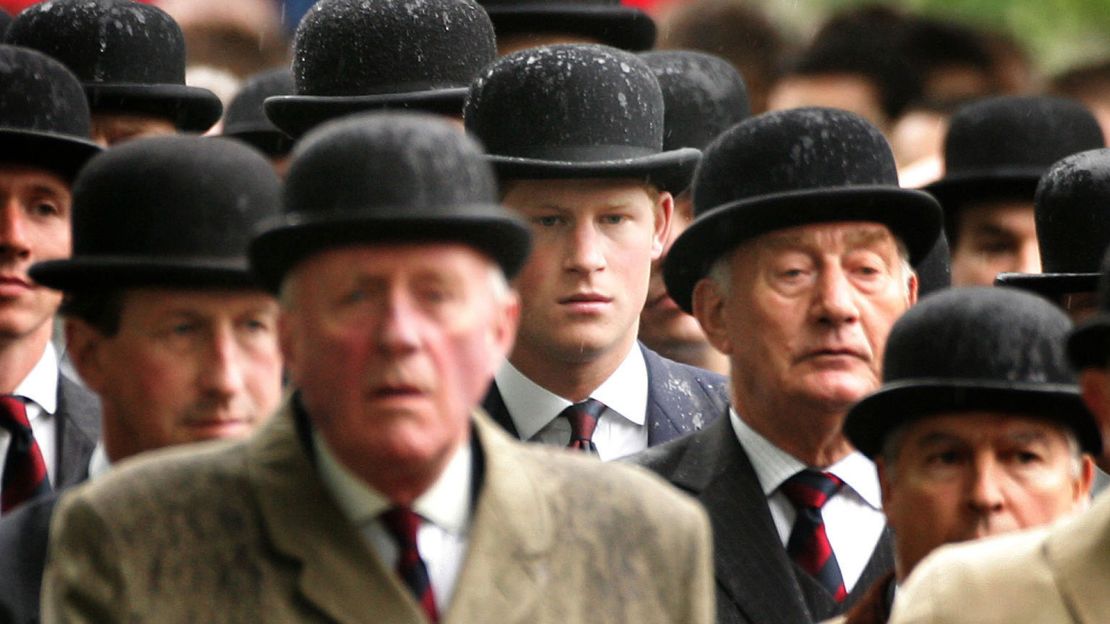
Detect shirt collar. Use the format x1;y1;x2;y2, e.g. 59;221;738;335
87;442;111;479
313;429;473;535
494;343;648;440
14;342;58;416
730;408;882;509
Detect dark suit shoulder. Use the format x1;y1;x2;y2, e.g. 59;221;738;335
54;373;102;488
0;493;60;623
641;346;729;446
624;416;726;490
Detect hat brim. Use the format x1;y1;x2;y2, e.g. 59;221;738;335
487;147;700;195
923;168;1041;208
264;89;467;139
0;129;101;182
663;185;943;313
30;256;259;291
486;6;656;51
85;83;223;133
249;209;533;293
995;272;1099;296
844;380;1101;458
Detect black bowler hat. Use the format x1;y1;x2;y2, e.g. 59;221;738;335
222;68;295;157
6;0;223;133
925;96;1104;217
264;0;496;139
996;148;1110;296
663;107;943;313
0;10;11;38
250;112;532;293
479;0;655;52
846;287;1101;458
31;136;280;290
639;50;750;154
1068;249;1110;369
916;232;951;297
465;44;701;194
0;44;100;182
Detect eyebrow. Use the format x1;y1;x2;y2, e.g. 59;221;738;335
969;223;1020;239
761;227;895;251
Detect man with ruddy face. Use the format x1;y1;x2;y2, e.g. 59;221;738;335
0;135;285;623
832;287;1097;624
632;107;943;623
466;44;729;461
42;113;714;623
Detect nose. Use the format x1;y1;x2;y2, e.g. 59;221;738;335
1016;238;1041;274
563;220;607;275
201;326;247;398
966;457;1006;516
810;265;859;327
376;294;421;355
0;201;31;260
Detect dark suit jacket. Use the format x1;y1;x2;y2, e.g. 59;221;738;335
0;373;99;624
483;343;728;448
629;413;895;624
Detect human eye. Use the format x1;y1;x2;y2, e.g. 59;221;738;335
599;213;628;226
531;214;566;227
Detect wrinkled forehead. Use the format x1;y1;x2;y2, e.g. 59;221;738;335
897;410;1076;452
755;221;902;254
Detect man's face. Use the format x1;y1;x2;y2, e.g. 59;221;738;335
696;222;915;414
0;166;71;344
640;191;711;357
880;411;1093;578
280;244;518;480
503;178;670;367
90;112;177;147
950;199;1040;286
69;289;283;460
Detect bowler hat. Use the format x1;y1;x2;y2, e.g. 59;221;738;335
639;50;751;153
846;287;1100;458
250;112;532;293
0;44;100;182
663;107;942;313
916;232;951;297
0;11;10;38
924;96;1104;215
479;0;655;52
465;44;700;194
6;0;222;133
264;0;496;139
1068;249;1110;369
996;148;1110;296
222;68;295;157
31;136;281;290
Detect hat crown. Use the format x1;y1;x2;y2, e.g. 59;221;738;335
465;44;665;160
224;68;294;134
7;0;187;86
943;95;1104;176
884;288;1075;386
70;136;280;263
693;107;898;217
1035;148;1110;274
640;50;750;152
292;0;495;98
284;113;498;221
0;44;91;138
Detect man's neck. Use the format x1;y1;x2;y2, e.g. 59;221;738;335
0;326;50;393
508;335;635;402
734;394;855;468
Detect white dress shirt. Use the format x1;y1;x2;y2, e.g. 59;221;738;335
0;343;59;505
730;409;886;592
314;431;472;613
494;344;649;461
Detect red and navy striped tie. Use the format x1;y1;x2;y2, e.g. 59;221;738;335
781;469;847;602
0;395;50;514
381;506;439;623
561;398;605;453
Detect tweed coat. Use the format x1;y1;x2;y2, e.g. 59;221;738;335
889;490;1110;623
42;399;714;623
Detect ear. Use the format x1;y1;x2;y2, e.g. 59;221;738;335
650;191;674;261
64;318;109;395
277;308;302;388
692;277;732;355
906;270;919;307
1074;454;1096;506
876;455;894;510
490;289;521;361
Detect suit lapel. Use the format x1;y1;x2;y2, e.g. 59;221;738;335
247;400;426;624
641;344;727;446
1045;493;1110;623
54;373;101;488
642;346;683;445
673;416;812;624
445;412;551;624
481;382;521;438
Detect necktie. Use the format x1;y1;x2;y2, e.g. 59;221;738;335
560;398;606;453
0;395;50;513
381;506;439;623
780;469;847;602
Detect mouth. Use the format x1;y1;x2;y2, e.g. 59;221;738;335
0;275;33;292
559;292;612;305
800;347;869;363
368;383;426;399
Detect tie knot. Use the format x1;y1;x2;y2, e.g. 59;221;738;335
0;396;29;433
381;506;422;547
561;398;605;448
781;470;843;510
